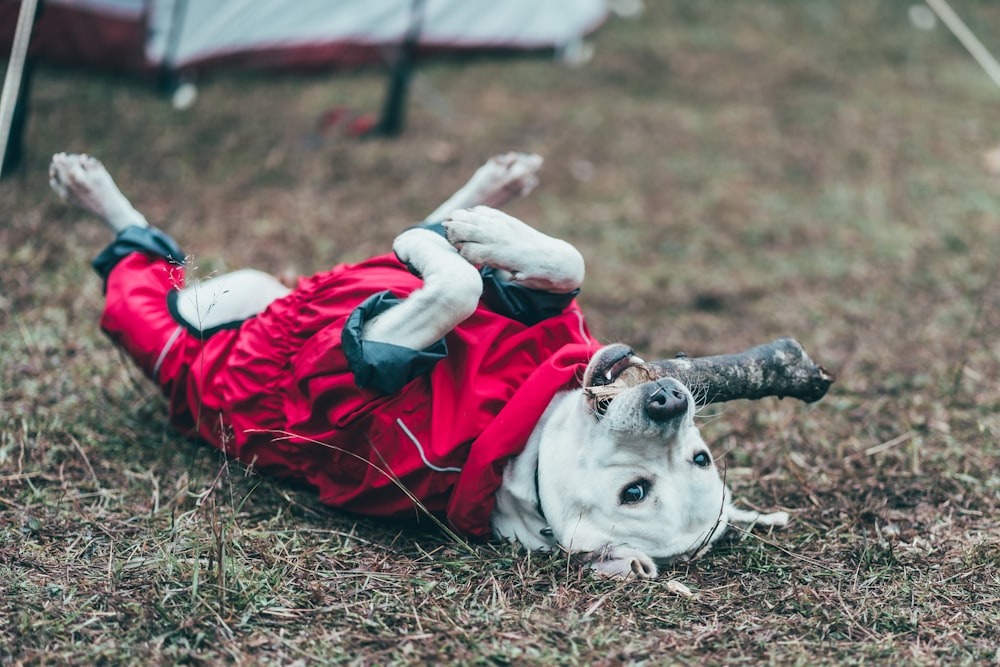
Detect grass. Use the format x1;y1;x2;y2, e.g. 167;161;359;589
3;0;1000;664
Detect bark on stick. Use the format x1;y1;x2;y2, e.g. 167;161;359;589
594;337;834;406
648;336;834;404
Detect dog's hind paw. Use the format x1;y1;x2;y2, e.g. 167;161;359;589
469;152;543;208
50;153;111;205
49;153;148;231
424;152;543;222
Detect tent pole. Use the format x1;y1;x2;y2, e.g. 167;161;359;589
374;0;427;137
0;0;40;179
159;0;190;94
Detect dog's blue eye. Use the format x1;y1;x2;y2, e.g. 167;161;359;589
693;451;711;468
620;480;650;504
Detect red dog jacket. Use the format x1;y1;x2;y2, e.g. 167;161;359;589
97;228;599;539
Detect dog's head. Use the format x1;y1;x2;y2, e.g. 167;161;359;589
535;344;743;578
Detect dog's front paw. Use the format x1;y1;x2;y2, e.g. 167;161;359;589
393;227;455;278
444;206;584;292
444;206;526;266
589;546;658;579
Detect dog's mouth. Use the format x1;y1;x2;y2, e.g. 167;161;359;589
583;344;657;417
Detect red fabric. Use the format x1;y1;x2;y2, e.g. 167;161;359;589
102;252;599;538
0;3;150;73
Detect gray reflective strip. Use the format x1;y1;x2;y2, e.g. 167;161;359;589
396;418;463;473
573;308;590;343
153;326;184;381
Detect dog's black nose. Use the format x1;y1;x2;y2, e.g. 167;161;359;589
646;382;688;422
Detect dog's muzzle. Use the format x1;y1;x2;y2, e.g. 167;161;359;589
584;344;636;389
583;346;692;421
583;343;668;421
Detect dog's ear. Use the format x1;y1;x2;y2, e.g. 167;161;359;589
588;546;658;579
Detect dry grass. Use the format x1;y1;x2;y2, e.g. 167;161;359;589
2;1;1000;664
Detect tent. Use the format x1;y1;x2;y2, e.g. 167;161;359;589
1;0;609;74
0;0;608;157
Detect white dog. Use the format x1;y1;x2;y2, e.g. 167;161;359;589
50;151;787;578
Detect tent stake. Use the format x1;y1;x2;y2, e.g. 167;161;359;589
925;0;1000;91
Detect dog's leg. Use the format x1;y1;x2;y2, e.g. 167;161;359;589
172;269;291;332
444;206;585;293
424;152;543;222
362;154;543;349
361;229;483;350
50;153;289;329
49;152;150;232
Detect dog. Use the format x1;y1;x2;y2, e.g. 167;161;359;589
49;151;788;578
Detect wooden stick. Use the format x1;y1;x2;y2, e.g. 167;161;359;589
586;337;834;406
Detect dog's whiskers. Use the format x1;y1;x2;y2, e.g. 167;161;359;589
694;407;725;424
688;382;712;412
684;482;729;559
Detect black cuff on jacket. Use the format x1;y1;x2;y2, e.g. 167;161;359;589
480;267;579;327
392;220;578;326
92;226;185;284
342;291;448;394
404;219;447;238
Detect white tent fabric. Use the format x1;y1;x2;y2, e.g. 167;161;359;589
147;0;607;68
4;0;608;71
